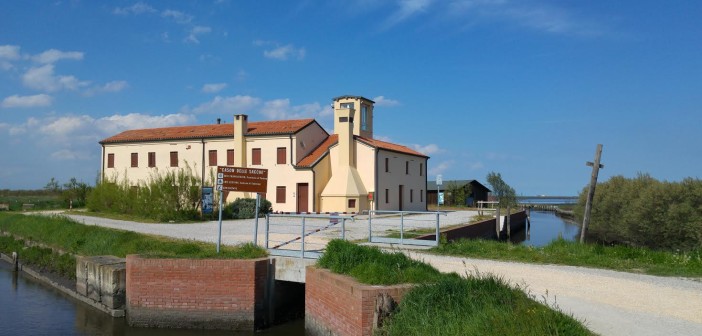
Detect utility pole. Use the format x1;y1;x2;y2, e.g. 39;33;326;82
580;144;604;243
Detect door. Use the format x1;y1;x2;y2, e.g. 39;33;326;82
398;185;404;211
297;183;309;213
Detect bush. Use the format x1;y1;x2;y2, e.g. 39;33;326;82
574;174;702;251
223;198;272;219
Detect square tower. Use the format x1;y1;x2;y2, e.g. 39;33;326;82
332;95;374;139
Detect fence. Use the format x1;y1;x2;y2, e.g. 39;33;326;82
367;210;444;247
264;213;353;259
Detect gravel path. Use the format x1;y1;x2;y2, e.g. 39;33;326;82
403;251;702;336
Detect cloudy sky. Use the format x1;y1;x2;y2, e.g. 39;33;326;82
1;1;700;195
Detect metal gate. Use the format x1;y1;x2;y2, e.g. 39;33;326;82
367;210;444;247
264;213;353;259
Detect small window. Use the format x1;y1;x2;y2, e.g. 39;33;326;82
277;147;286;164
227;149;234;165
252;148;261;165
148;152;156;167
131;153;138;168
361;105;368;131
170;151;178;167
107;153;115;168
410;189;414;203
421;190;424;202
276;186;286;203
385;158;389;172
340;102;354;109
339;117;348;123
208;150;217;166
348;199;356;208
405;161;409;175
420;163;423;176
385;189;389;204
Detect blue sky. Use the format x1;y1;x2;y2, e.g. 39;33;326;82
1;0;700;195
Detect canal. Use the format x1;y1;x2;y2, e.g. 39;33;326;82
0;262;304;336
511;210;580;247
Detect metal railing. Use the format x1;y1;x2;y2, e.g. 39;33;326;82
367;210;445;247
264;213;353;259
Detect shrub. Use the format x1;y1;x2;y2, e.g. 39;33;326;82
223;198;273;219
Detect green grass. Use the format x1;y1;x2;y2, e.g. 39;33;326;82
0;194;65;211
318;240;592;336
0;235;76;279
63;210;206;224
432;238;702;278
0;213;268;278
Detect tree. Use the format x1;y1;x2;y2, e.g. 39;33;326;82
486;172;516;208
44;177;61;193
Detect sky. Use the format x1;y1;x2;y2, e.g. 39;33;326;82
1;1;700;196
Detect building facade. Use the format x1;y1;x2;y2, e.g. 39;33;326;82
100;96;428;213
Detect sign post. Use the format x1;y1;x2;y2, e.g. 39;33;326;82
215;167;268;252
436;174;443;211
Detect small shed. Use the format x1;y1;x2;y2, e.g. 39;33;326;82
426;180;491;207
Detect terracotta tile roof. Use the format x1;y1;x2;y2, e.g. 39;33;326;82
297;134;338;167
100;119;316;144
357;136;428;158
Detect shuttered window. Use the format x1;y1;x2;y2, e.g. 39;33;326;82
208;150;217;166
107;153;115;168
406;161;409;174
131;153;138;168
252;148;261;165
277;147;286;164
410;189;414;203
420;163;423;176
385;189;389;203
385;158;389;172
170;151;178;167
227;149;234;165
148;152;156;167
276;186;286;203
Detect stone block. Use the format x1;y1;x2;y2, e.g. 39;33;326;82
75;255;126;309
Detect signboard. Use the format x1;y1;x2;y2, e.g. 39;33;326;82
202;187;214;214
216;166;268;193
437;174;443;186
438;192;445;205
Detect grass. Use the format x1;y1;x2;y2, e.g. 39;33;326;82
63;209;208;224
432;237;702;278
318;240;592;336
0;235;76;279
0;194;65;211
0;212;268;278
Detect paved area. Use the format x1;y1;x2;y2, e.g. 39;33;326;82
54;211;702;336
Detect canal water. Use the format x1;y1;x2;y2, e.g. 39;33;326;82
510;210;581;247
0;262;304;336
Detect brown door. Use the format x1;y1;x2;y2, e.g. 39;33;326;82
297;183;309;213
398;185;404;211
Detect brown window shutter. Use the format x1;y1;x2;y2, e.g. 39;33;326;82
170;151;178;167
277;147;286;164
209;150;217;166
227;149;234;165
148;152;156;167
252;148;261;165
276;186;286;203
107;153;115;168
131;153;138;167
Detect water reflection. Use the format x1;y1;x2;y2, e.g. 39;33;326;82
509;210;580;247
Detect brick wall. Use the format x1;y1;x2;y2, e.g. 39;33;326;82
126;255;271;331
305;266;414;336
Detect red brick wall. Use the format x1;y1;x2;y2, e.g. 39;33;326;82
126;255;270;330
305;266;413;336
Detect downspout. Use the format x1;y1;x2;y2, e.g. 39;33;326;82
425;157;428;211
312;168;316;212
289;135;293;165
101;144;105;184
201;139;206;186
374;148;379;211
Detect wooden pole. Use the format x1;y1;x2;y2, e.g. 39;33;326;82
495;206;501;239
580;144;604;243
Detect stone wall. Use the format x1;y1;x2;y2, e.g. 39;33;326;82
125;255;271;331
305;266;413;336
76;255;126;309
417;210;528;242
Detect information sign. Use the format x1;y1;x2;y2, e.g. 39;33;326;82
216;167;268;193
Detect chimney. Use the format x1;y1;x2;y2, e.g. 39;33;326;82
336;106;355;167
233;114;248;167
217;118;221;124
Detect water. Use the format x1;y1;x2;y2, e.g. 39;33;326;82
0;262;304;336
510;210;580;247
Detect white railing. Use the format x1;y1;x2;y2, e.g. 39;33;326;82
264;213;353;259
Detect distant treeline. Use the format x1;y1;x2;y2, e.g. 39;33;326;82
574;174;702;252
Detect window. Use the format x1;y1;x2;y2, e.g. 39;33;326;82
420;190;424;202
277;147;286;164
107;153;115;168
348;199;356;208
227;149;234;165
340;102;354;109
361;105;368;131
406;161;409;174
410;189;414;203
170;151;178;167
385;189;389;203
276;186;286;203
385;158;389;172
208;150;217;166
420;163;423;176
131;153;138;168
148;152;156;168
252;148;261;165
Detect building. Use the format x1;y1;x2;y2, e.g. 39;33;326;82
99;96;428;213
426;180;491;207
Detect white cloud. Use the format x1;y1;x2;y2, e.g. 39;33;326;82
113;2;157;15
263;44;306;61
411;143;442;155
0;45;21;60
84;80;129;96
185;26;212;44
95;113;195;135
187;95;261;114
1;94;53;108
429;160;453;176
39;115;95;136
31;49;84;64
202;83;227;93
383;0;434;28
50;149;89;161
260;99;329;120
161;9;193;24
373;96;400;107
22;64;90;92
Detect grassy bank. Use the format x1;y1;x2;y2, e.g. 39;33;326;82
318;240;592;336
0;213;267;278
432;238;702;277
